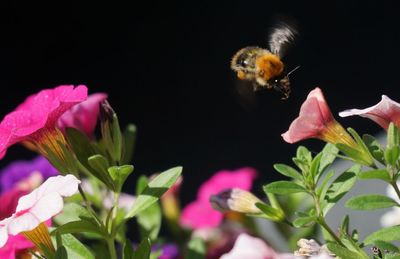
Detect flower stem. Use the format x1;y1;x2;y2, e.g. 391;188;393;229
312;193;344;246
391;181;400;201
78;185;104;228
106;238;117;259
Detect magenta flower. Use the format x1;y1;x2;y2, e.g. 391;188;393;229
0;156;57;193
0;234;33;259
339;95;400;130
180;168;257;229
282;87;356;147
0;85;87;160
0;174;80;253
57;93;107;137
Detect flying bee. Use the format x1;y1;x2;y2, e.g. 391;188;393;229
231;22;299;99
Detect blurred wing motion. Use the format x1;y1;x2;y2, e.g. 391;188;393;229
268;22;297;57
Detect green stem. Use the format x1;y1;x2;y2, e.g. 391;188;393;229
78;185;104;228
312;193;344;246
318;217;344;246
106;238;117;259
391;181;400;201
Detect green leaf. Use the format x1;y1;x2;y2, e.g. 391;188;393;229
133;238;151;259
296;146;312;163
387;123;400;149
263;181;306;195
316;170;335;200
273;164;303;181
363;134;384;163
88;155;115;190
66;128;97;168
327;243;365;259
55;246;68;259
310;152;323;180
385;146;400;166
136;175;149;195
358;169;391;182
123;239;134;259
346;194;399;210
125;166;182;219
108;165;134;191
122;124;137;164
340;215;350;237
373;240;400;253
319;143;339;174
137;202;162;241
293;216;316;227
186;238;206;259
54;203;91;226
254;202;284;222
54;219;105;236
323;165;360;214
59;234;95;259
365;226;400;245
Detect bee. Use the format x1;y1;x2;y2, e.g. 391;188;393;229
231;22;299;99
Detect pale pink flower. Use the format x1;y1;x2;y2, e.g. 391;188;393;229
57;93;107;137
180;168;257;229
220;233;297;259
0;85;88;159
282;88;356;147
0;174;80;250
339;95;400;130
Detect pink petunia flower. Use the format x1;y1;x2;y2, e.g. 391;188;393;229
339;95;400;130
220;233;297;259
282;87;357;148
57;93;108;137
0;174;81;254
180;168;257;229
0;85;88;160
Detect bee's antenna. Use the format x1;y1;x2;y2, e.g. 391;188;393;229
287;65;300;77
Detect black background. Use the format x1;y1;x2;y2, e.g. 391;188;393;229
0;1;399;203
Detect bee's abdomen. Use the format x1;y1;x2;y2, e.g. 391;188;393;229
255;54;284;81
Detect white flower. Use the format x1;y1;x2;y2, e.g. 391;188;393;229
0;174;80;247
220;233;294;259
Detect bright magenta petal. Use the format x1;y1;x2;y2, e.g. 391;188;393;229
58;93;107;136
180;200;224;229
339;95;400;130
0;85;88;159
197;168;257;202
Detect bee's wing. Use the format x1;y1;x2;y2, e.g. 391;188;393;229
268;22;297;57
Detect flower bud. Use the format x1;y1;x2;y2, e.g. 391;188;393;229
210;188;262;214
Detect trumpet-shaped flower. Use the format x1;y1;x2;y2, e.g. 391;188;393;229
0;85;87;160
180;168;257;229
57;93;107;137
0;156;57;192
282;87;356;147
339;95;400;130
0;174;80;252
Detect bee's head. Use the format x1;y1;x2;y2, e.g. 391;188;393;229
231;47;264;80
269;74;291;99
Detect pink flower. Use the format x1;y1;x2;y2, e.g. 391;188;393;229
57;93;107;137
180;168;257;229
0;85;88;159
0;174;80;252
339;95;400;130
282;87;356;147
0;234;33;259
220;233;296;259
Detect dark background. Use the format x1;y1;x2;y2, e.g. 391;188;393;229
0;1;399;203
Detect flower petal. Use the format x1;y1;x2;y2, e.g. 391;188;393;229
180;200;223;229
339;95;400;130
29;194;63;222
8;213;40;235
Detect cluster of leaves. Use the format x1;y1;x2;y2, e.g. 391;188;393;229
251;123;400;258
43;105;182;259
